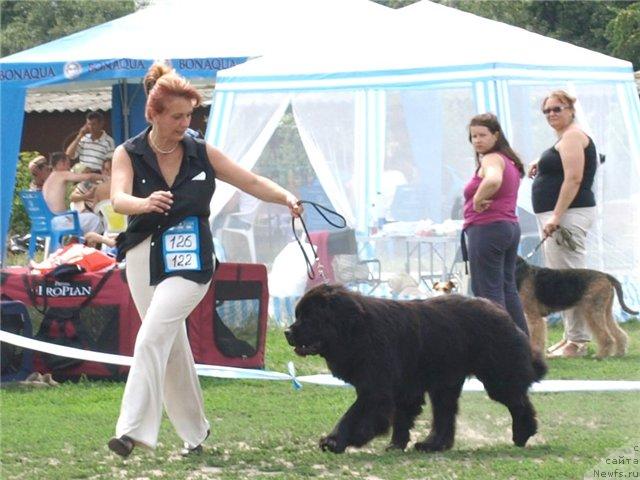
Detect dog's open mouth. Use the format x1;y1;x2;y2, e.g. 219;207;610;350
294;343;321;356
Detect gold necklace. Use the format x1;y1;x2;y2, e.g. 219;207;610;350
149;130;179;155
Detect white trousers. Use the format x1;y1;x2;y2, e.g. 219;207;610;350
535;206;596;343
115;236;210;449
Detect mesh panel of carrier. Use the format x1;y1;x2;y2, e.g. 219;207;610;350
213;280;263;358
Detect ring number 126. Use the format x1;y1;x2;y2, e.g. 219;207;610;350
167;233;195;250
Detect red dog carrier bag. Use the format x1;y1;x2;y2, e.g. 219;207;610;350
188;263;269;369
1;262;268;378
0;267;139;380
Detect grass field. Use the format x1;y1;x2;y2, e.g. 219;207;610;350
1;322;639;480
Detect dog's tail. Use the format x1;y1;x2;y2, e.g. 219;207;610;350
531;349;548;382
606;274;639;315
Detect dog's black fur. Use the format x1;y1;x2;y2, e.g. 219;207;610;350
285;284;547;454
515;256;638;315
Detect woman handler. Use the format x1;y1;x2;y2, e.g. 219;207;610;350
108;63;301;457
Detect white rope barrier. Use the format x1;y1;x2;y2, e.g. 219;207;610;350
2;331;639;392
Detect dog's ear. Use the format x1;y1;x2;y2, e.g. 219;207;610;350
295;284;332;320
326;287;363;313
432;281;441;290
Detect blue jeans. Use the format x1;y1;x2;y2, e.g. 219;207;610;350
466;221;528;335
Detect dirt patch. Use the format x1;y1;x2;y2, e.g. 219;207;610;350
185;466;224;480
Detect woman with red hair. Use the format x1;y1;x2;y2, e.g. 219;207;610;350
107;63;301;457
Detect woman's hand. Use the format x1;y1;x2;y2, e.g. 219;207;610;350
141;190;173;214
473;196;492;213
84;231;102;248
527;161;538;179
542;214;561;238
84;185;97;202
286;193;303;218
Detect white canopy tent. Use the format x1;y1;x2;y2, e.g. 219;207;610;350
0;0;391;257
208;0;640;302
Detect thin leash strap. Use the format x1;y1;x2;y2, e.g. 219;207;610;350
525;236;547;260
291;200;347;281
524;225;577;260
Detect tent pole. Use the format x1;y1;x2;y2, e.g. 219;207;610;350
120;79;130;140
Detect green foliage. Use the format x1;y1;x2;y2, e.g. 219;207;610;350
1;0;139;57
435;0;532;27
523;1;632;58
373;0;419;8
254;109;315;193
10;151;41;237
606;2;640;67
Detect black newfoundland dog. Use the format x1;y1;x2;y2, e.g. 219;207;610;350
285;284;546;454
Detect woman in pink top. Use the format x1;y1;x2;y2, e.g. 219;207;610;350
463;113;528;335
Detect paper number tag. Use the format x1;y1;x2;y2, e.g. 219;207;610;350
162;217;201;272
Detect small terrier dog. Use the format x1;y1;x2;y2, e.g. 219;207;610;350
432;280;458;296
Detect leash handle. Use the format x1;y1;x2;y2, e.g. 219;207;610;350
297;200;347;229
291;200;347;280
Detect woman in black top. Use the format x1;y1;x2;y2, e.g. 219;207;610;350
528;90;597;358
107;63;301;457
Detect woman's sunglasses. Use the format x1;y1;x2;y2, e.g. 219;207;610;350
542;105;570;115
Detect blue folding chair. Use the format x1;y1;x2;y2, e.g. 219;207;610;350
18;190;83;258
1;300;34;382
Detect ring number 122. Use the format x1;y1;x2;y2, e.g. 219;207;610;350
167;252;196;269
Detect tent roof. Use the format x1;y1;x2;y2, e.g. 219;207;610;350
216;0;634;91
0;0;391;89
398;1;630;69
2;0;390;63
0;0;394;259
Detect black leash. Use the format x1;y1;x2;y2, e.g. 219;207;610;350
525;236;547;260
291;200;347;281
524;226;578;260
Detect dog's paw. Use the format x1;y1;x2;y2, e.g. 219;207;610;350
414;438;452;453
512;416;537;447
319;435;346;454
385;442;406;452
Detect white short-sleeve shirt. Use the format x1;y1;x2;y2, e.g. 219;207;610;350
75;131;115;171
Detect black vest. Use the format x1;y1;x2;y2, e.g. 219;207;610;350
116;127;216;285
532;136;597;214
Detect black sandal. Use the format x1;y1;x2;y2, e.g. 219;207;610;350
108;435;134;458
180;429;210;457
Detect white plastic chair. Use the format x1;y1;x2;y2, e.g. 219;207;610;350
94;200;127;235
219;196;260;263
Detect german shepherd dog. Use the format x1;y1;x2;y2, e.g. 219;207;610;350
515;257;637;358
